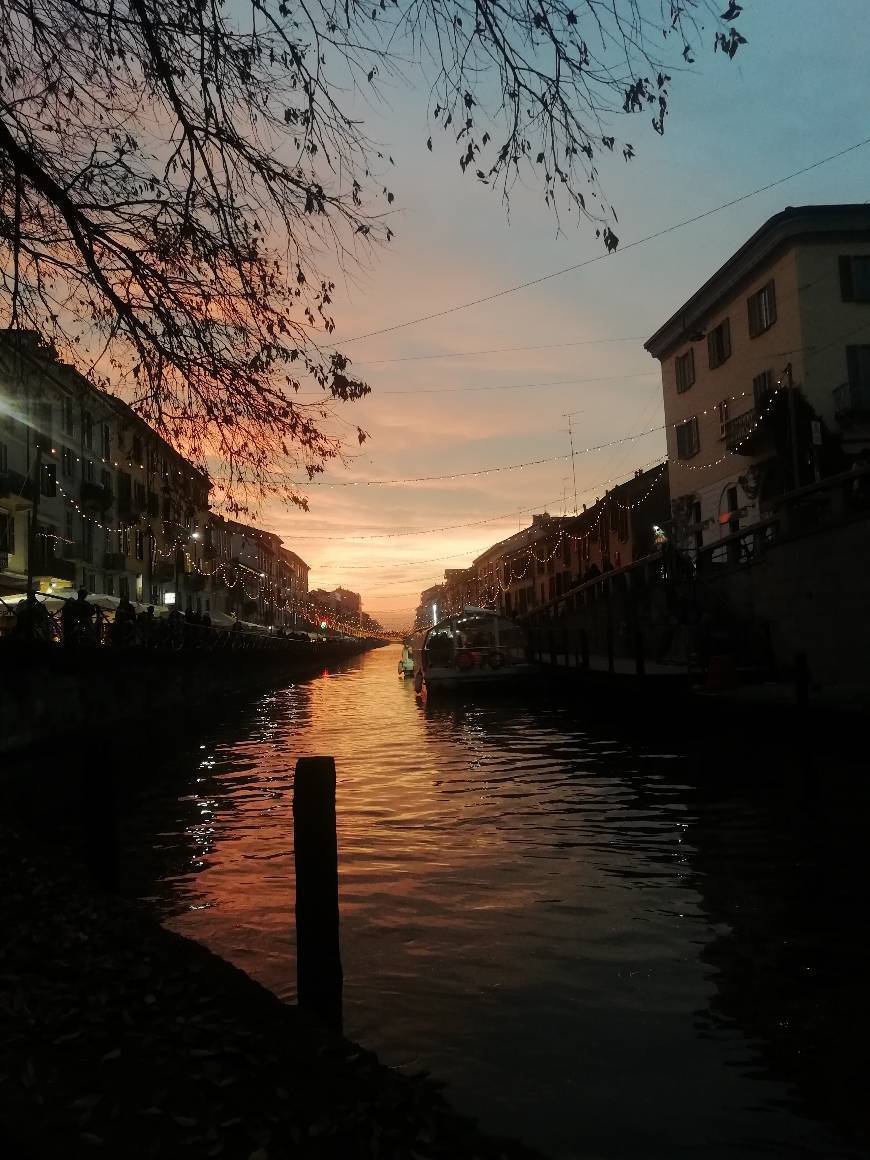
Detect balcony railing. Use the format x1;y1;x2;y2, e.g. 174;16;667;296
724;408;773;454
152;559;175;582
183;572;206;592
80;480;113;510
31;553;76;581
0;468;33;502
833;380;870;418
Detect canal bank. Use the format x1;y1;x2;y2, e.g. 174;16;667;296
0;823;541;1160
0;636;386;755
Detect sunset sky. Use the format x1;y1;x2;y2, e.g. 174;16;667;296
260;3;868;629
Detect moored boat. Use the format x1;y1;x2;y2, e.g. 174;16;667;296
397;640;415;677
410;607;535;694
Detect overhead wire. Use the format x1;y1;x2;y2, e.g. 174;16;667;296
328;136;870;348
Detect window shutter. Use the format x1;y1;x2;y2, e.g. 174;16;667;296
846;345;860;386
748;293;760;338
707;330;716;368
766;280;776;325
722;318;731;360
840;256;854;301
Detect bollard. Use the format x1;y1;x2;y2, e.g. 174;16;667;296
293;756;343;1033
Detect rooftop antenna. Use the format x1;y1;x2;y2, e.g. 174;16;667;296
563;411;583;514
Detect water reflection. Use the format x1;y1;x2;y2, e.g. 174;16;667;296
111;648;867;1159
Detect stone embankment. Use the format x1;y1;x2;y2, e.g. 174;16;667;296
0;826;541;1160
0;637;384;754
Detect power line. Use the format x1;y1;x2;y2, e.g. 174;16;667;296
330;136;870;348
356;336;647;364
284;457;666;544
285;425;664;488
378;370;656;396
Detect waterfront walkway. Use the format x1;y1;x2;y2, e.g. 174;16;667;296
0;827;541;1160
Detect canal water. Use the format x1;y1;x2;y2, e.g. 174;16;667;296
119;645;867;1160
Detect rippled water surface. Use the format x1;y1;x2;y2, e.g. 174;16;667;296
120;646;868;1159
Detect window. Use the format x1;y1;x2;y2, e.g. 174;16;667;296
105;574;115;596
675;416;700;460
707;318;731;369
134;481;146;509
675;349;695;393
83;411;93;449
84;459;94;483
0;511;14;554
65;510;74;544
101;424;111;461
846;345;870;387
61;446;75;477
135;529;145;560
747;280;776;337
62;397;75;435
753;370;773;406
132;435;143;464
101;468;112;491
119;575;130;600
39;462;57;497
839;255;870;302
33;400;52;442
716;400;729;440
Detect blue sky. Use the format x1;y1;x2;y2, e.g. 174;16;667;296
261;1;869;627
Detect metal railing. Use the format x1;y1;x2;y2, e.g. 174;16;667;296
0;594;346;654
833;380;870;417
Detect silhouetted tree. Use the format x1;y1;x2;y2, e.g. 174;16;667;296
0;0;746;508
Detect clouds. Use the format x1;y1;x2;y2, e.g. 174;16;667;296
254;5;869;627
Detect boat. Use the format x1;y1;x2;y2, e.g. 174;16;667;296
397;640;415;677
410;607;536;694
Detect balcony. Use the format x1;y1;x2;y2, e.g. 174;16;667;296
80;480;113;511
833;380;870;421
0;468;33;503
724;408;774;455
31;551;76;581
152;559;175;582
103;551;126;571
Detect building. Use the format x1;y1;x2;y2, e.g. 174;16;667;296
0;332;310;622
309;586;363;631
645;204;870;551
414;582;447;630
417;464;669;621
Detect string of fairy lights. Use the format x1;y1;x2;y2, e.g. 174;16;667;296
28;370;786;636
375;378;788;631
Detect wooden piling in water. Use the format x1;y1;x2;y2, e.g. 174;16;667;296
293;755;343;1033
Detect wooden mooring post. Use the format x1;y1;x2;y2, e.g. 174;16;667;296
293;756;343;1033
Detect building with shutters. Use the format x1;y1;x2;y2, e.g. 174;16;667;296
1;333;309;621
645;204;870;552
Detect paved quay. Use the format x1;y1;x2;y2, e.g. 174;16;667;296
0;827;542;1160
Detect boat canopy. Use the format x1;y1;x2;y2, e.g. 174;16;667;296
422;609;526;661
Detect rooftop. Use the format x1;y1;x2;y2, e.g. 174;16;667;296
644;203;870;359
